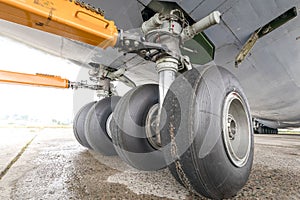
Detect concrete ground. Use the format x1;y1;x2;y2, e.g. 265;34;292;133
0;128;299;200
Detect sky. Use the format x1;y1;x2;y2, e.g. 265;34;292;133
0;36;81;122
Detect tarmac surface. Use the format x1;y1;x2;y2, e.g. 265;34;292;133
0;128;299;200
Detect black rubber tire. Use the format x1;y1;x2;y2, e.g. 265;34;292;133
160;66;254;199
111;84;166;171
85;96;120;156
73;101;96;149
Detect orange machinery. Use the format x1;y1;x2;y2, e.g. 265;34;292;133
0;0;119;88
0;70;69;89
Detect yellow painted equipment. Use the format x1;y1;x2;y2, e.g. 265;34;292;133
0;0;118;48
0;0;119;88
0;70;70;89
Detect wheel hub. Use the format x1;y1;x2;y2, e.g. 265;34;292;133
222;92;251;168
145;104;162;149
106;113;113;139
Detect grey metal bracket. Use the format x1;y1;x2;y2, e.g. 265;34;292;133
116;30;170;62
235;28;261;67
235;7;297;67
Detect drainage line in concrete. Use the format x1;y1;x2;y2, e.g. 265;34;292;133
0;135;37;181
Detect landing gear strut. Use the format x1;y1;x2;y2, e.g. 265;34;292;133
74;8;255;199
110;9;254;199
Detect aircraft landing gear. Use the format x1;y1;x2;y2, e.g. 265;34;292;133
110;9;254;198
85;96;120;156
73;96;120;155
73;101;96;149
257;126;278;134
253;120;279;134
160;66;254;199
73;63;133;155
74;9;254;199
111;84;166;170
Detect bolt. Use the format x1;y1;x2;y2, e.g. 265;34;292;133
228;115;237;140
124;40;130;46
140;50;147;55
134;41;140;48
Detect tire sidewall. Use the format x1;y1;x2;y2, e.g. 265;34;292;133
85;97;120;156
191;66;254;198
161;66;254;198
73;101;96;148
112;84;166;171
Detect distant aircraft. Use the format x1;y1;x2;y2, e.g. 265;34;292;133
0;0;299;198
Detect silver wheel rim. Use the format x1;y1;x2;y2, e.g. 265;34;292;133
145;104;161;149
222;92;251;168
106;113;113;139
